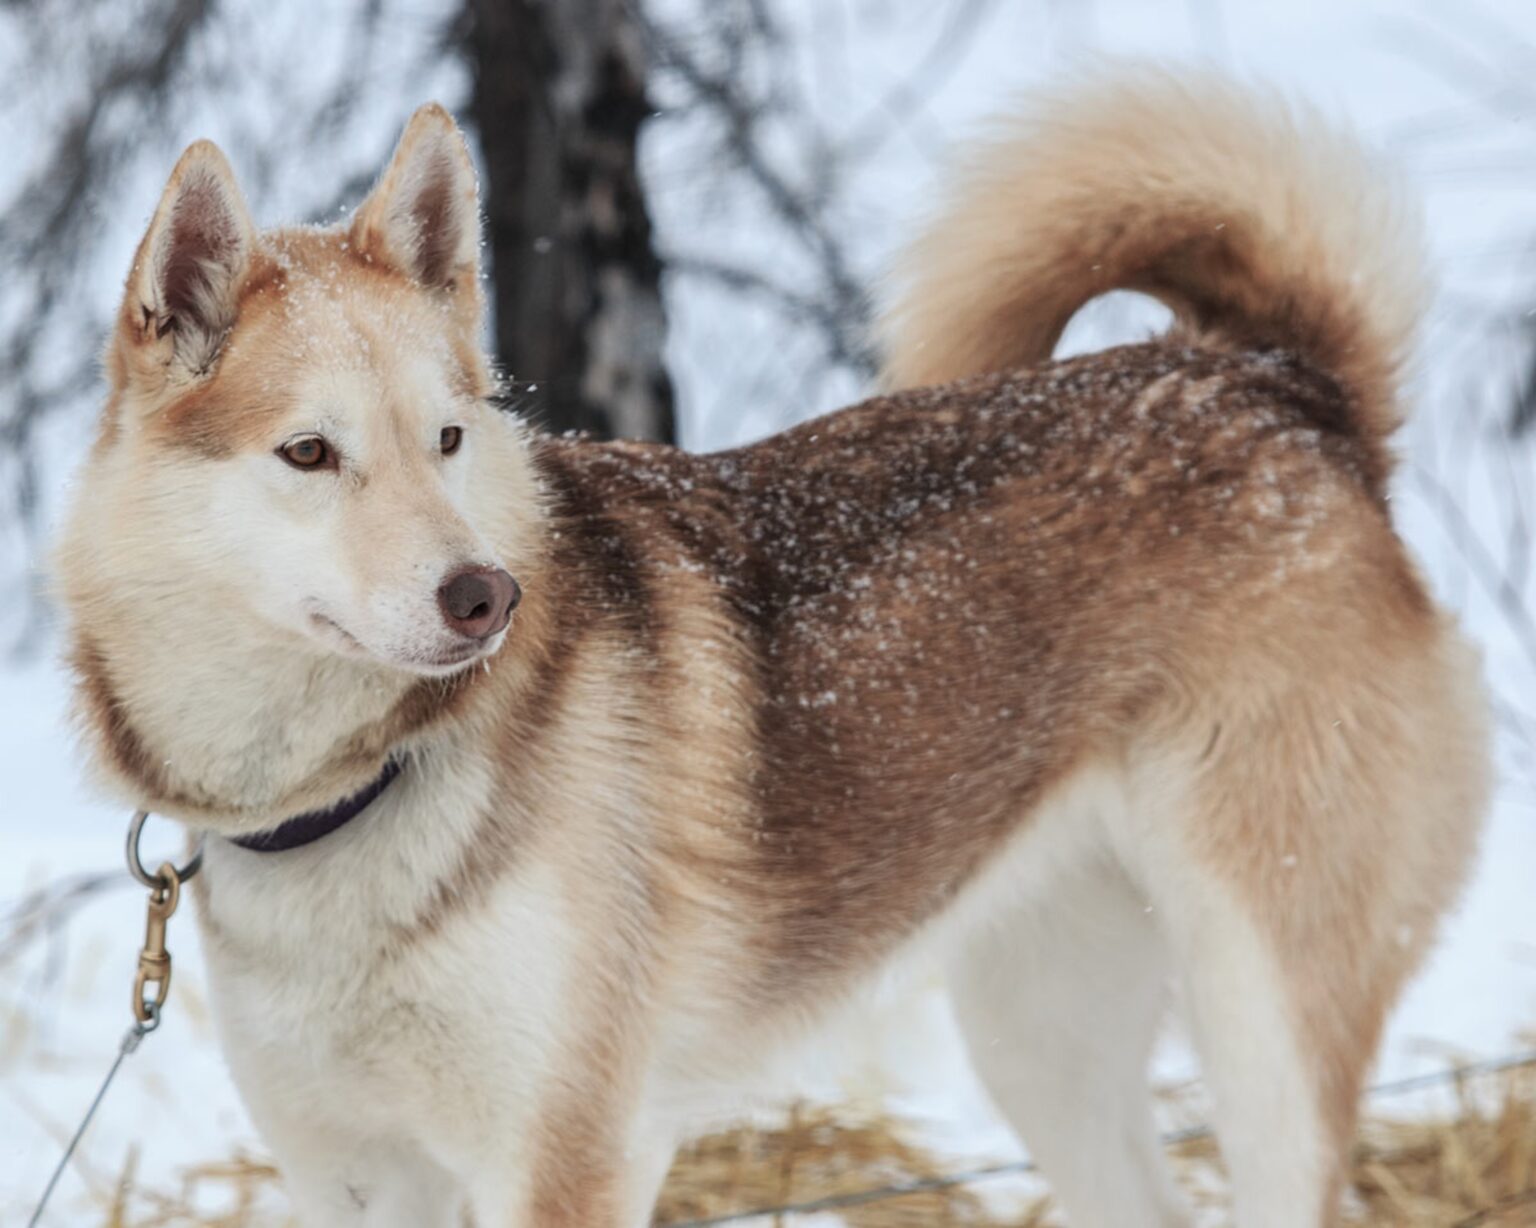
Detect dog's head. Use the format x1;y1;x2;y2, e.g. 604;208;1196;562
60;105;534;679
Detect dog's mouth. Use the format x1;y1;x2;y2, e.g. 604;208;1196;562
412;639;496;674
306;606;499;676
308;610;367;654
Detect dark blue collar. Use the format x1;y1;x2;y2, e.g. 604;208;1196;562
231;758;403;853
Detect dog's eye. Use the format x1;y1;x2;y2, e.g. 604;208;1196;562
440;426;464;456
278;435;335;471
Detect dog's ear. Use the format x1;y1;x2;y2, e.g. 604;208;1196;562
349;104;480;294
123;140;257;380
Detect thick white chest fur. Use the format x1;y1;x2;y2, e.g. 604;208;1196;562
198;739;586;1222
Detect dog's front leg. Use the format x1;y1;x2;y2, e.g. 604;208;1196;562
226;1046;462;1225
467;1104;678;1228
270;1126;463;1227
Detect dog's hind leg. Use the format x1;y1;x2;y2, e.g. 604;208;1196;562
1115;633;1487;1226
947;847;1191;1228
1124;833;1335;1228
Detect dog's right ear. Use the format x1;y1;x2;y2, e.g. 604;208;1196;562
119;140;256;385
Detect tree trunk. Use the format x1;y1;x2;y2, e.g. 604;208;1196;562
1515;352;1535;437
466;0;675;443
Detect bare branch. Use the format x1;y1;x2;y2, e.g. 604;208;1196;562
1411;461;1536;675
635;1;878;380
0;870;129;974
836;0;1001;164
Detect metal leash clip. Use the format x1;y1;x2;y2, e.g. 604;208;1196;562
126;808;202;1023
133;861;180;1024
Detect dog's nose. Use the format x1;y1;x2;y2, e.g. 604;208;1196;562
438;566;520;639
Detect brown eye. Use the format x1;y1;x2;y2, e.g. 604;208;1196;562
440;426;463;456
278;435;335;470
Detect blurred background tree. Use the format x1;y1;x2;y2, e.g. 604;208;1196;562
467;0;674;442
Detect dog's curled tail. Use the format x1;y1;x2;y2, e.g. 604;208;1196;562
880;70;1425;447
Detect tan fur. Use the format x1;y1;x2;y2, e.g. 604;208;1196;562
54;78;1487;1228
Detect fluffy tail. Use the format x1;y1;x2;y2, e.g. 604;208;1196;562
880;70;1426;446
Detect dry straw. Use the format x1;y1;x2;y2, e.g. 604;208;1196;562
49;1054;1536;1227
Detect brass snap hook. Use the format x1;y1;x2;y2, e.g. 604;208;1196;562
133;862;181;1026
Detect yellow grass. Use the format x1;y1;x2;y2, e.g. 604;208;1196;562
57;1059;1536;1226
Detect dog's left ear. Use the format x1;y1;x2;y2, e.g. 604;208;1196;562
350;104;480;294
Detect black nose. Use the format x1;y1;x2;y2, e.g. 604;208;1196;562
437;566;520;639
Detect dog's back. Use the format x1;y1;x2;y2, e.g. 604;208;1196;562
535;338;1403;964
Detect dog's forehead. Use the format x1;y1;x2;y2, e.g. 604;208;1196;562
293;351;459;438
284;293;454;414
241;252;462;413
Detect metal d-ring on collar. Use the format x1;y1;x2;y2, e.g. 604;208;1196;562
126;809;205;888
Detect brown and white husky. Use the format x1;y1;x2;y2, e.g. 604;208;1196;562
55;71;1488;1227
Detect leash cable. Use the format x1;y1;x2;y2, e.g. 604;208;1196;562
25;1010;159;1228
26;810;200;1227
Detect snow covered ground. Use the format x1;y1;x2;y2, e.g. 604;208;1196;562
4;1;1536;1224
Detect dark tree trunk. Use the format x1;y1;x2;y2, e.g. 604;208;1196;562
466;0;675;443
1515;352;1535;438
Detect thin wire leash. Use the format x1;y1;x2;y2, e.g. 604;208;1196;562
25;1008;159;1228
25;812;203;1228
